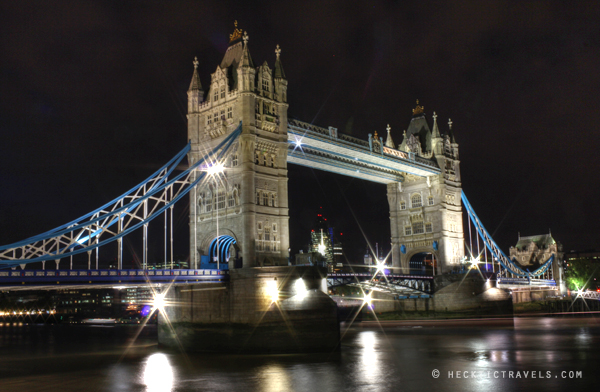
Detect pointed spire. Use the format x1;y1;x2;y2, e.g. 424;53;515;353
432;111;441;138
385;124;395;148
447;118;456;143
399;130;407;151
188;56;203;92
239;31;255;68
274;44;286;79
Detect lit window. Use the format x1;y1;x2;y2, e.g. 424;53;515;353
411;194;422;208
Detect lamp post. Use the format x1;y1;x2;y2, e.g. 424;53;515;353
204;162;225;270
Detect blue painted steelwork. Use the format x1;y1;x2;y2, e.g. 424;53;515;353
461;191;555;278
0;123;242;268
0;268;229;287
207;235;237;267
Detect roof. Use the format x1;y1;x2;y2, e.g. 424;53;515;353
220;41;244;69
406;114;432;152
515;234;556;250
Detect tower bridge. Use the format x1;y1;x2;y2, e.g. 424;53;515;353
0;23;563;352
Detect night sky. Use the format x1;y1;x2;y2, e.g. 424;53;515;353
1;1;599;265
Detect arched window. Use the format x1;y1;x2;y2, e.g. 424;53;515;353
411;194;422;208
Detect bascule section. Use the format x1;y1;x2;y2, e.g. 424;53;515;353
187;24;290;269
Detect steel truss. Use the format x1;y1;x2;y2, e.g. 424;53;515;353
461;191;554;279
0;123;242;269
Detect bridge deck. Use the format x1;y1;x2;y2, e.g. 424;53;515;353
0;269;229;291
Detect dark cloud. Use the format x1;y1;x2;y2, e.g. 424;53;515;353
1;0;599;262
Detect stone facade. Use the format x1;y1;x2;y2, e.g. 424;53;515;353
187;30;290;268
387;105;464;274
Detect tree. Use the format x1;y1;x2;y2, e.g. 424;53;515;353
564;259;600;291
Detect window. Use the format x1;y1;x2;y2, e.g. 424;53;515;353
405;226;412;236
411;194;422;208
413;221;424;234
255;151;260;164
262;78;269;92
232;154;238;167
428;196;434;206
213;89;218;101
228;193;235;208
269;194;275;206
220;86;225;99
256;191;261;205
262;193;268;206
264;227;270;241
425;222;433;233
205;197;212;212
207;113;212;125
227;106;232;119
272;223;277;232
400;201;406;210
220;110;225;120
257;222;263;231
217;192;225;210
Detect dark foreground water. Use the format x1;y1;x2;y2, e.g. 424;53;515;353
0;317;599;391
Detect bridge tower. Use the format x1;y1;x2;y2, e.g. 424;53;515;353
387;102;464;274
187;23;290;268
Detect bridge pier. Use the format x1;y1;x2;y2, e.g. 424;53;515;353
158;266;339;353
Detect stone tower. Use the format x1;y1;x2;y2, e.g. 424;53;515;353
387;101;464;274
187;23;290;268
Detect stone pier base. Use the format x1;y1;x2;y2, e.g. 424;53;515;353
158;266;340;353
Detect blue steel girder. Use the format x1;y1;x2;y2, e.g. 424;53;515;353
0;124;242;268
287;119;441;183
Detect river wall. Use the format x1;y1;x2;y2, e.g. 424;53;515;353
158;266;340;353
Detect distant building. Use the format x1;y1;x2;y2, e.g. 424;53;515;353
509;233;565;291
308;208;345;270
509;234;563;267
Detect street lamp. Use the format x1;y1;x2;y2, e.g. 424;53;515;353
203;162;225;270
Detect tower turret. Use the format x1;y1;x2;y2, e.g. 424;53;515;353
187;57;204;114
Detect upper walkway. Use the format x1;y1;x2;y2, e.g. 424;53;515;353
287;119;441;184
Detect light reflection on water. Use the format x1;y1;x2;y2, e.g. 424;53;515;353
0;318;599;392
143;353;174;392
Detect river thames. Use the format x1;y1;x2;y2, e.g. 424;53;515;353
0;317;598;391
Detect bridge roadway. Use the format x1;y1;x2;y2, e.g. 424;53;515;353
287;119;441;184
0;269;432;297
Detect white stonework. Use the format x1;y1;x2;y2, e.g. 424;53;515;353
387;106;464;274
187;31;290;268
